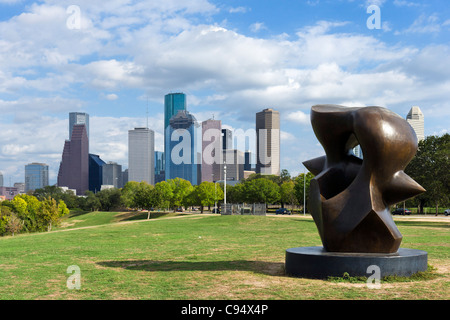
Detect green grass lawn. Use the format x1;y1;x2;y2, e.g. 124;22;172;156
0;213;448;300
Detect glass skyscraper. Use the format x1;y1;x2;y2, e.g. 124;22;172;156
25;163;49;192
165;110;200;185
164;93;187;131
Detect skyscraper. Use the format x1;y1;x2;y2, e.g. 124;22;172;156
165;110;200;185
155;151;165;183
57;124;89;195
164;93;186;181
25;163;49;192
202;119;222;182
256;108;280;176
103;161;123;188
128;127;155;185
0;172;3;187
222;128;233;150
89;154;105;193
406;106;425;142
69;112;89;140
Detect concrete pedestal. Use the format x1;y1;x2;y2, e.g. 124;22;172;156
285;246;428;279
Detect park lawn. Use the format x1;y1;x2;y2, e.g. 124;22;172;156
0;214;448;300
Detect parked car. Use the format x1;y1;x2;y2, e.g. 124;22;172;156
444;209;450;216
392;208;412;215
276;208;291;215
176;207;184;212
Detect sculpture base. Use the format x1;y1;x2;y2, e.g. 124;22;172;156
285;246;428;279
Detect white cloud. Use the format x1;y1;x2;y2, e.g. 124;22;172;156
250;22;266;33
286;111;310;125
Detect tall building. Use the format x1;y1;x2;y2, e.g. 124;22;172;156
202;119;222;182
164;93;186;174
89;154;105;193
103;161;123;188
406;106;425;142
69;112;89;140
0;172;3;187
223;149;245;181
25;163;49;192
57;124;89;195
128;127;155;185
256;108;280;176
222;128;233;150
155;151;165;183
165;110;200;185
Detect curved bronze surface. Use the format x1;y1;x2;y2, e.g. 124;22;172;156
304;105;425;253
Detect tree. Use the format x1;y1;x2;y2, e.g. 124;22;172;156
5;213;23;236
153;181;173;211
280;180;298;208
194;181;224;212
405;133;449;214
121;181;141;209
167;178;193;210
133;182;156;219
244;178;280;205
293;172;314;212
84;191;101;211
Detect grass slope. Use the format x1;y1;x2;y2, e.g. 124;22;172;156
0;213;448;300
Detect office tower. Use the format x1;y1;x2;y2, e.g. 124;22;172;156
222;128;233;150
244;151;252;171
155;151;165;183
128;127;155;185
164;93;186;173
89;154;105;193
202;119;222;182
103;162;123;188
256;108;280;175
165;110;200;185
223;149;244;181
122;169;128;186
406;106;425;142
57;124;89;195
0;172;3;187
14;183;25;194
69;112;89;140
25;163;49;192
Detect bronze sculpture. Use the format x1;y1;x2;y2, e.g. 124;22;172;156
303;105;425;254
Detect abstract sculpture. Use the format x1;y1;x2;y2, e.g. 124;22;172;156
303;105;425;254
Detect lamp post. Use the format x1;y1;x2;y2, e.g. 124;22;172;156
303;168;306;216
223;161;227;214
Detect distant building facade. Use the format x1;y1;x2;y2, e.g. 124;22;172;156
202;119;222;182
128;127;155;185
222;128;233;150
57;124;89;195
165;110;200;185
155;151;165;183
25;163;49;192
223;149;244;181
103;161;123;188
89;154;105;193
406;106;425;142
256;108;280;176
0;172;3;187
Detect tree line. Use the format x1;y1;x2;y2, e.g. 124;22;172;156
27;171;314;214
0;194;69;236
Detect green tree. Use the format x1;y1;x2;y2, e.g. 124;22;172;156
121;181;141;209
293;172;314;213
134;182;156;219
244;178;280;205
153;181;173;211
280;180;298;208
405;133;449;214
5;213;23;236
167;178;193;210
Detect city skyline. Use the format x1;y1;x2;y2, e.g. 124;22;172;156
0;1;449;185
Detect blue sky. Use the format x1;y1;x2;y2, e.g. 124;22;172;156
0;0;449;186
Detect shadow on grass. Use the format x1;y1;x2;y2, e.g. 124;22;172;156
97;259;285;277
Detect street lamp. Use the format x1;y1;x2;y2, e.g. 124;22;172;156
223;160;227;214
